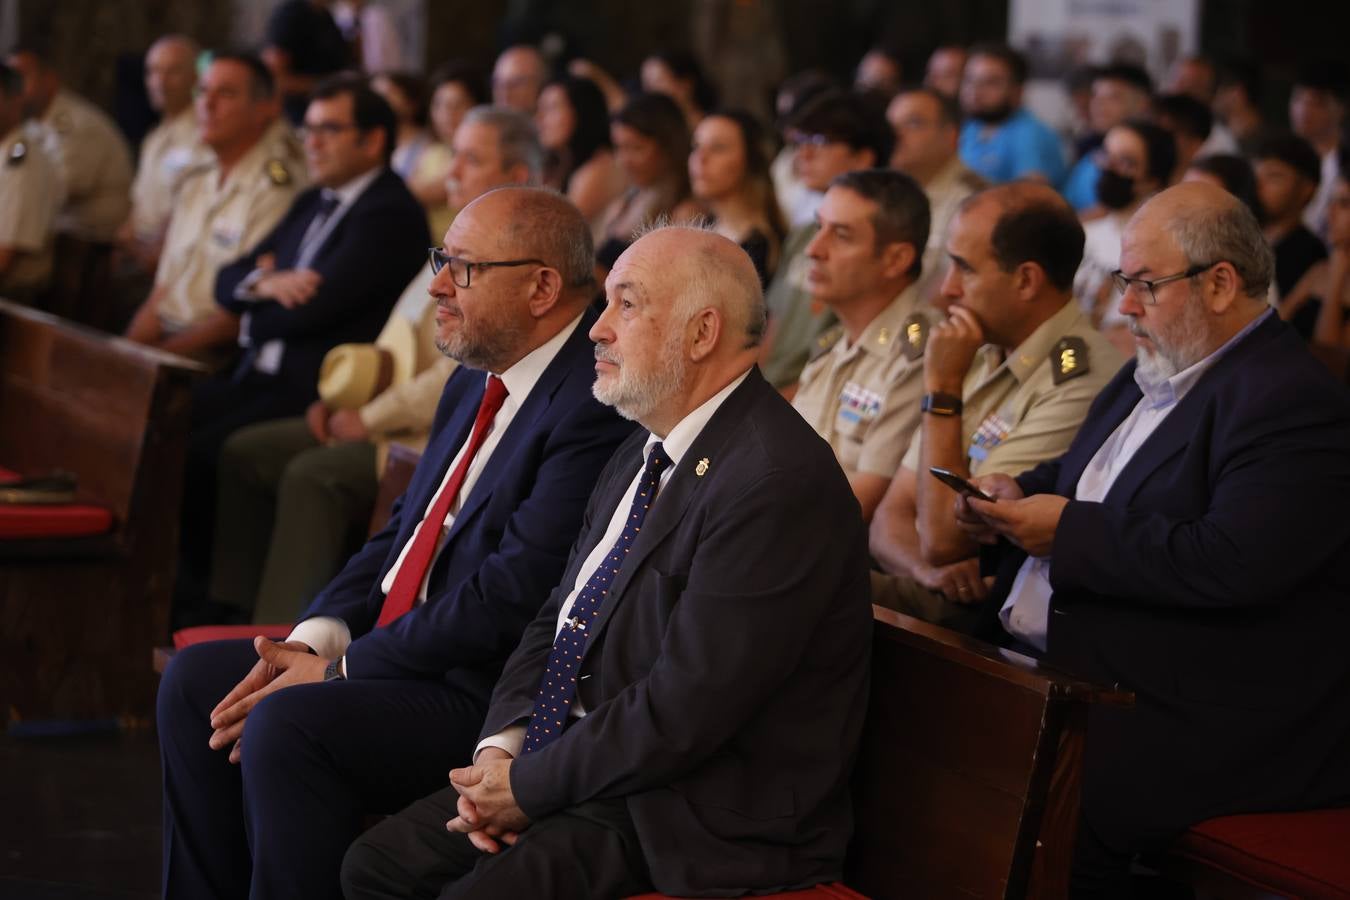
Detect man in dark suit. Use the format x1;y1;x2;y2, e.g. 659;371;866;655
956;181;1350;898
341;226;874;899
157;187;635;899
174;75;428;625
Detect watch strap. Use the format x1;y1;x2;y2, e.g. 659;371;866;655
921;392;963;416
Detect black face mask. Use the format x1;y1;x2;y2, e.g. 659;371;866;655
1096;169;1137;210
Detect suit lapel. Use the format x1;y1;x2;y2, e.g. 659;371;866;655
401;374;481;541
444;311;595;543
1100;312;1282;505
584;370;766;643
1056;370;1142;495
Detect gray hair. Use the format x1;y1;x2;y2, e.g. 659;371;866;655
635;220;767;349
463;105;544;183
1167;196;1274;300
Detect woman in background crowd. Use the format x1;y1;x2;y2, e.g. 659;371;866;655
536;74;628;230
594;92;702;276
640;49;717;131
689;110;786;284
1280;162;1350;346
371;71;431;181
407;62;488;238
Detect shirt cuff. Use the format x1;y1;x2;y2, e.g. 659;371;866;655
234;267;266;301
474;724;526;762
286;616;352;664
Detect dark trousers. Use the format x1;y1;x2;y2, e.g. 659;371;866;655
175;371;313;628
157;639;487;900
342;790;653;900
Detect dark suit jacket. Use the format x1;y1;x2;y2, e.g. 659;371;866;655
989;312;1350;849
303;310;636;704
482;368;874;896
215;167;428;408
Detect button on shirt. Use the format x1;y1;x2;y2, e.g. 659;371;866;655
999;309;1275;651
474;368;752;760
286;312;587;666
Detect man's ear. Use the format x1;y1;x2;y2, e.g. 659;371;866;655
1206;261;1242;313
1013;260;1045;301
879;241;917;281
527;267;565;318
687;307;722;362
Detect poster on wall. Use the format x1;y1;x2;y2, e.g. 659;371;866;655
1008;0;1200;141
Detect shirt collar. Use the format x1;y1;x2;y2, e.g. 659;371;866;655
838;283;924;361
1001;299;1087;386
1134;306;1273;407
324;165;382;210
495;311;585;404
643;368;752;469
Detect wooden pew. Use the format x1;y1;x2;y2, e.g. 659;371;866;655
0;299;202;723
633;607;1131;900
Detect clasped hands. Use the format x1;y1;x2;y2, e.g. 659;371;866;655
207;636;330;764
446;747;531;854
954;473;1069;559
254;252;322;309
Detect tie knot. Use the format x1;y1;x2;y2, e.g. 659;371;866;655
481;374;509;414
317;191;341;217
646;442;671;475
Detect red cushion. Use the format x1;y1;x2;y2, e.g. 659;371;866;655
1175;809;1350;899
172;624;295;650
626;885;866;900
0;465;114;539
0;503;114;539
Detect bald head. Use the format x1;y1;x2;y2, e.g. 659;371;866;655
484;186;596;298
593;225;763;433
1131;181;1273;301
146;34;199;115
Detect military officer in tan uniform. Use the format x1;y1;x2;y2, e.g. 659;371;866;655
887;87;986;304
6;46;132;245
125;53;305;365
791;169;934;522
869;183;1123;631
0;62;63;302
119;35;208;273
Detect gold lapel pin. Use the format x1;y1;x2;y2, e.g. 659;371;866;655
695;457;710;477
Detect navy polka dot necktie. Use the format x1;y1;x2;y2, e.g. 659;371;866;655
520;442;672;755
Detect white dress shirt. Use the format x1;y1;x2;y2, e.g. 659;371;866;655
999;310;1273;651
474;369;752;760
287;313;586;669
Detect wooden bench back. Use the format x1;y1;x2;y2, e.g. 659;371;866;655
846;607;1130;899
368;442;423;536
0;300;201;537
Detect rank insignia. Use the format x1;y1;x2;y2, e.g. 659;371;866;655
1051;337;1090;385
267;159;291;186
901;313;927;361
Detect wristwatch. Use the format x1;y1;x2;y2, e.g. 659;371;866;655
921;392;963;416
323;657;345;681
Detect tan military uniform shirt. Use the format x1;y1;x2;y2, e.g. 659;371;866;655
761;224;836;389
900;299;1124;478
793;284;933;478
129;107;206;244
153;119;306;331
915;157;984;302
0;125;63;299
34;88;133;242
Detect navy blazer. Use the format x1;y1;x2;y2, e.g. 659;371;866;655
215;167;428;402
481;369;874;896
992;312;1350;845
302;309;636;700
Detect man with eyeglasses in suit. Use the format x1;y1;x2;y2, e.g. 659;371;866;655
157;185;634;898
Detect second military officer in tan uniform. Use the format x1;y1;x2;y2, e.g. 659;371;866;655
869;183;1124;631
125;53;306;366
792;169;935;521
0;62;63;303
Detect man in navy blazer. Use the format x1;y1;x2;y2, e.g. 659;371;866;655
174;75;429;625
958;182;1350;897
157;187;635;899
342;226;873;899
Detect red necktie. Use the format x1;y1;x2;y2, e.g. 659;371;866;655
376;375;509;627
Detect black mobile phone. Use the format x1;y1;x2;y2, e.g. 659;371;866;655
928;466;994;503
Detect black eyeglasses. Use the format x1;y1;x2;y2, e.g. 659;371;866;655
298;122;359;141
1109;261;1223;305
427;248;547;289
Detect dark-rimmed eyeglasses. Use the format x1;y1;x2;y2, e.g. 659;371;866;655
298;122;359;141
1109;261;1223;305
427;248;546;289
